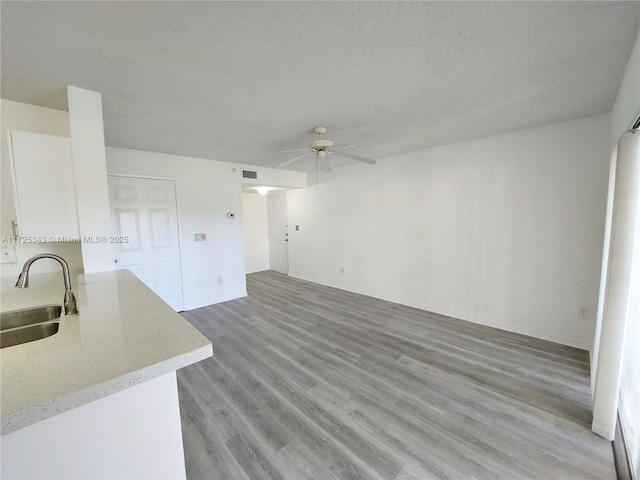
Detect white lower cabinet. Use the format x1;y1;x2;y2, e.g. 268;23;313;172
1;372;187;479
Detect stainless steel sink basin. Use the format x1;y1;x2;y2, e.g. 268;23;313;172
1;322;60;349
1;305;62;331
0;305;62;348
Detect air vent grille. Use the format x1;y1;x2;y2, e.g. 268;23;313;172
242;170;257;179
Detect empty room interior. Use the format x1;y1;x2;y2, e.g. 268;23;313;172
1;2;640;480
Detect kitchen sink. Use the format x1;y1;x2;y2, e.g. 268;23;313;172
0;305;62;348
1;322;60;349
1;305;62;331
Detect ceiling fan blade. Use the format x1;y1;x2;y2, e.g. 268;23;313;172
276;153;311;169
331;150;376;165
330;144;360;150
318;156;332;173
276;148;314;153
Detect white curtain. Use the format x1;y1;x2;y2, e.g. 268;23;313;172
592;129;640;449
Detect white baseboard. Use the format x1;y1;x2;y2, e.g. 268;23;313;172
245;267;270;274
288;272;591;351
592;418;615;441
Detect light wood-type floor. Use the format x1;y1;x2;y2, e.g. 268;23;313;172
177;271;614;480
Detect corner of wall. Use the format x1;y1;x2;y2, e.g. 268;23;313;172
610;28;640;149
67;86;114;274
0;99;85;278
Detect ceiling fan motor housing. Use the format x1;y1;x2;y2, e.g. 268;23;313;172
310;139;334;149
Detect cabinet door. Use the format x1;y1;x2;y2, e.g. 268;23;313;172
9;130;79;239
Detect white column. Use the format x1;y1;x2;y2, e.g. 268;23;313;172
592;130;640;439
67;86;114;273
591;148;617;396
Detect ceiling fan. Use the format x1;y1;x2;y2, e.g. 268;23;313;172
276;126;376;173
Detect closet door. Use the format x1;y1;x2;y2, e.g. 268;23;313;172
108;176;184;311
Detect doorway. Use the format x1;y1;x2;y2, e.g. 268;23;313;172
267;193;289;274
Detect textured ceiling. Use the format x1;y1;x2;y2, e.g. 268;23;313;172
1;1;639;172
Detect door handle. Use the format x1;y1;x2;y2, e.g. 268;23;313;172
114;259;119;264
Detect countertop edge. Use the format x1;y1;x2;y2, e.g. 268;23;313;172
1;342;212;435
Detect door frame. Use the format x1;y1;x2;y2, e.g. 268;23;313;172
107;174;186;310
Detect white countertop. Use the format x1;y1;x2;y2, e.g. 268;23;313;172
0;269;212;435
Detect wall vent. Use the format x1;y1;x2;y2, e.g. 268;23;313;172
242;170;258;179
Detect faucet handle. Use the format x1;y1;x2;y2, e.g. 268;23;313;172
64;289;79;315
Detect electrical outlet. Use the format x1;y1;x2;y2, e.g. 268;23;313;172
578;307;589;320
194;233;206;241
340;267;345;274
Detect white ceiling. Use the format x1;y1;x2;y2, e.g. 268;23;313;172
2;2;639;172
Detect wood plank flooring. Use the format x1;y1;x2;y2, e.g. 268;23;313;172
177;271;614;480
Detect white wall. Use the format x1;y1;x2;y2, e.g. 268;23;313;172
106;147;247;309
239;164;307;189
0;99;84;278
242;193;270;273
67;86;114;274
288;114;611;349
0;99;306;308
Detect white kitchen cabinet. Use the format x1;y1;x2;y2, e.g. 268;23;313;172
1;269;212;479
8;130;79;239
2;373;187;480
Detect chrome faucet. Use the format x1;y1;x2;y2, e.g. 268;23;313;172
15;254;79;315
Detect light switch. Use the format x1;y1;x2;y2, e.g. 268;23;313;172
194;233;206;242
